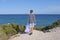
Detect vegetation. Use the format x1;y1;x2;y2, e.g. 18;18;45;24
19;25;25;32
0;23;25;40
0;20;60;40
42;19;60;30
0;27;8;40
34;26;44;31
1;24;17;37
34;19;60;31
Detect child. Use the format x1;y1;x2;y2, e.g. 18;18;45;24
28;10;36;35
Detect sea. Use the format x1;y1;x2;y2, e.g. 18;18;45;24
0;14;60;27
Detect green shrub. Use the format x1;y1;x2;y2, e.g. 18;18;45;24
52;20;60;27
39;27;44;31
9;23;25;33
19;25;25;32
0;27;8;40
10;23;19;29
4;27;17;37
1;24;17;37
34;26;44;31
0;23;25;40
34;27;37;30
45;20;60;30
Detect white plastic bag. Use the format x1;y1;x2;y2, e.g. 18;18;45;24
25;24;30;32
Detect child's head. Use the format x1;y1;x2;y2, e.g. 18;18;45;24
30;10;33;14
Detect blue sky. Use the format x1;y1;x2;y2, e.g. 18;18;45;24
0;0;60;14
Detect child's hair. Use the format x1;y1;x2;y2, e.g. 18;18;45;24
30;10;33;13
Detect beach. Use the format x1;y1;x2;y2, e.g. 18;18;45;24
8;27;60;40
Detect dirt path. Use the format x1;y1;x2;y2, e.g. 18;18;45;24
9;27;60;40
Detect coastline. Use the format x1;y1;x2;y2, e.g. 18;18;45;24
0;19;60;40
9;27;60;40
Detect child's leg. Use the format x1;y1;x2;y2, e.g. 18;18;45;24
30;24;34;33
30;27;33;33
29;23;34;35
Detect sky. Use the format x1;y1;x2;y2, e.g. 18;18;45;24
0;0;60;14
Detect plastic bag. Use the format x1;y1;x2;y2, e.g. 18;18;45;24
24;24;30;32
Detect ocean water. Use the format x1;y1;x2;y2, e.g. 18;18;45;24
0;14;60;26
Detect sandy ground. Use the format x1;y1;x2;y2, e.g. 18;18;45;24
9;27;60;40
